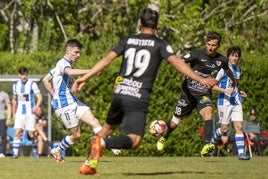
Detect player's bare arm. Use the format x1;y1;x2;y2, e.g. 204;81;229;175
64;68;91;76
72;51;118;92
42;74;55;97
212;85;234;95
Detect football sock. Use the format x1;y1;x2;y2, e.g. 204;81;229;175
211;128;222;144
204;120;213;144
163;122;175;139
93;126;102;134
58;135;74;151
105;135;133;149
235;133;245;154
12;139;20;156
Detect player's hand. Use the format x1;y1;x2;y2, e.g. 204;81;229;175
72;78;86;93
240;90;247;98
200;77;217;88
224;89;234;95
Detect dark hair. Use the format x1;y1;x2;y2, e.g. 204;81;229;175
227;46;241;57
18;66;28;74
206;32;222;46
140;8;159;29
250;108;258;115
65;39;82;50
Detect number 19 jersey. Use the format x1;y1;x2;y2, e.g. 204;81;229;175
112;33;174;102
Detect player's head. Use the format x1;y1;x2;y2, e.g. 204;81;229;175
35;106;43;117
249;108;258;119
65;39;83;50
18;66;28;83
205;32;221;57
64;39;82;61
227;46;241;65
138;8;159;30
227;46;241;57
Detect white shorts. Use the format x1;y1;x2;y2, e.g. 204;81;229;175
55;100;89;129
217;104;243;125
14;114;36;131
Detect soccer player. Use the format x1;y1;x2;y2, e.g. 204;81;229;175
209;46;250;160
11;66;43;159
73;8;217;175
42;39;102;163
156;32;237;155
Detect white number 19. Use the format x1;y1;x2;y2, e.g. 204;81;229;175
125;48;150;77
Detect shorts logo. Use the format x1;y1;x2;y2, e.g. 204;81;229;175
178;99;187;107
200;96;211;104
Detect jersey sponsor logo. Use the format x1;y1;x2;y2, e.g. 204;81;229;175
201;59;207;62
114;77;143;98
127;38;155;47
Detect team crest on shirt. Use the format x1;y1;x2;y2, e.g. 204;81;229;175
216;60;222;66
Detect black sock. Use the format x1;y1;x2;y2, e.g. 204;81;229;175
204;120;213;144
105;135;133;149
163;122;175;139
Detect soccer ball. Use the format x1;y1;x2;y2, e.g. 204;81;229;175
149;120;167;138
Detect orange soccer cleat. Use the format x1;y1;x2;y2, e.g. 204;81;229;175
78;162;97;175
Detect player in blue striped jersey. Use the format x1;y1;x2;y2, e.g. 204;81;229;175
210;46;249;160
42;39;102;163
11;66;43;159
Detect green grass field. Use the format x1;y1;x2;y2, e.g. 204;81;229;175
0;156;267;179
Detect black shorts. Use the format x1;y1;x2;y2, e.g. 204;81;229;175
173;88;213;117
106;94;148;136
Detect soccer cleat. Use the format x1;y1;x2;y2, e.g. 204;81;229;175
0;153;5;158
157;137;166;151
10;155;18;159
201;143;215;157
111;149;122;156
238;153;250;160
88;135;103;168
51;148;65;163
33;152;39;159
79;161;97;175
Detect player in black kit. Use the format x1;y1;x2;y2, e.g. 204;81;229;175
156;32;237;157
73;8;217;175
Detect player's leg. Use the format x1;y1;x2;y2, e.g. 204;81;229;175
157;91;191;151
11;114;24;159
51;104;79;162
0;120;7;157
26;115;38;158
210;105;231;144
198;98;215;156
232;105;249;160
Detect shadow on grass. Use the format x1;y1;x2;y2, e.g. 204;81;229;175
122;171;205;176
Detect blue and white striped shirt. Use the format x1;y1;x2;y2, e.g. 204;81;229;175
49;58;77;109
13;79;40;115
216;64;242;106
